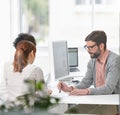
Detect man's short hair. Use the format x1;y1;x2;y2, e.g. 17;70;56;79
85;30;107;49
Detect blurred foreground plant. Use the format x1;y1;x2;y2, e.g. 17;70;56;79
0;80;59;113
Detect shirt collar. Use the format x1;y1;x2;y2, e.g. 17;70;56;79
97;49;109;64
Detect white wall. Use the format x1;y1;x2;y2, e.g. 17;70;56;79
0;0;21;82
48;0;120;82
0;0;11;82
0;0;120;83
49;0;120;53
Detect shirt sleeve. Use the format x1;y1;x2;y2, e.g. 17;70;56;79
31;67;44;83
29;66;48;93
0;62;9;103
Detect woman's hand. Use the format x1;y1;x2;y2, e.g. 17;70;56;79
47;89;53;95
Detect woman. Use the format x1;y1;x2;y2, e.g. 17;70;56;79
4;40;46;102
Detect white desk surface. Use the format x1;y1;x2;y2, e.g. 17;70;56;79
50;86;120;105
49;72;119;106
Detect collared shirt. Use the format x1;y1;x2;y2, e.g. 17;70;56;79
77;51;120;95
96;50;109;87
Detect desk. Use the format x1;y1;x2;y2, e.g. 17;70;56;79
49;73;120;106
59;94;119;105
51;86;120;105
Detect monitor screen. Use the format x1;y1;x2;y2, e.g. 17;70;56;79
68;47;78;67
52;41;69;79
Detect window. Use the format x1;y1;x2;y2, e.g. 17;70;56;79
74;0;120;54
21;0;49;45
18;0;120;76
76;0;91;5
76;0;110;5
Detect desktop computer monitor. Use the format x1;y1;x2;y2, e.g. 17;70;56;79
68;47;79;72
52;41;69;79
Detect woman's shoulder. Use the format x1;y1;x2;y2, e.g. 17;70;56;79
3;61;13;72
24;64;43;72
23;64;44;81
23;64;43;76
4;61;12;67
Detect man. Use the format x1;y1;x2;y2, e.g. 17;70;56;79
57;30;120;114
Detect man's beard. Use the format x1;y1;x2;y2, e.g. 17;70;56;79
89;51;100;58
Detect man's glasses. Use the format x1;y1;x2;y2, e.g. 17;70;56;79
84;44;97;50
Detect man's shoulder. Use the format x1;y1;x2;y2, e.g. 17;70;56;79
107;51;120;63
109;51;119;58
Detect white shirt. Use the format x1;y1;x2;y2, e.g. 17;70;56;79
0;81;7;105
3;62;44;102
0;62;8;105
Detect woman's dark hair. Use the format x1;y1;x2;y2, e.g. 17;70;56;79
85;30;107;49
13;40;36;72
13;33;36;48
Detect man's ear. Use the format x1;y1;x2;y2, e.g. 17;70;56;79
99;43;104;50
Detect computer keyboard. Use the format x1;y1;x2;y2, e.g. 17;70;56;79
70;67;80;72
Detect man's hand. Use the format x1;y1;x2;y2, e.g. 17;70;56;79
57;81;73;92
69;88;89;96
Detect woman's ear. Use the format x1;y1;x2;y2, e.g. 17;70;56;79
28;50;35;64
30;50;34;56
30;50;35;59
